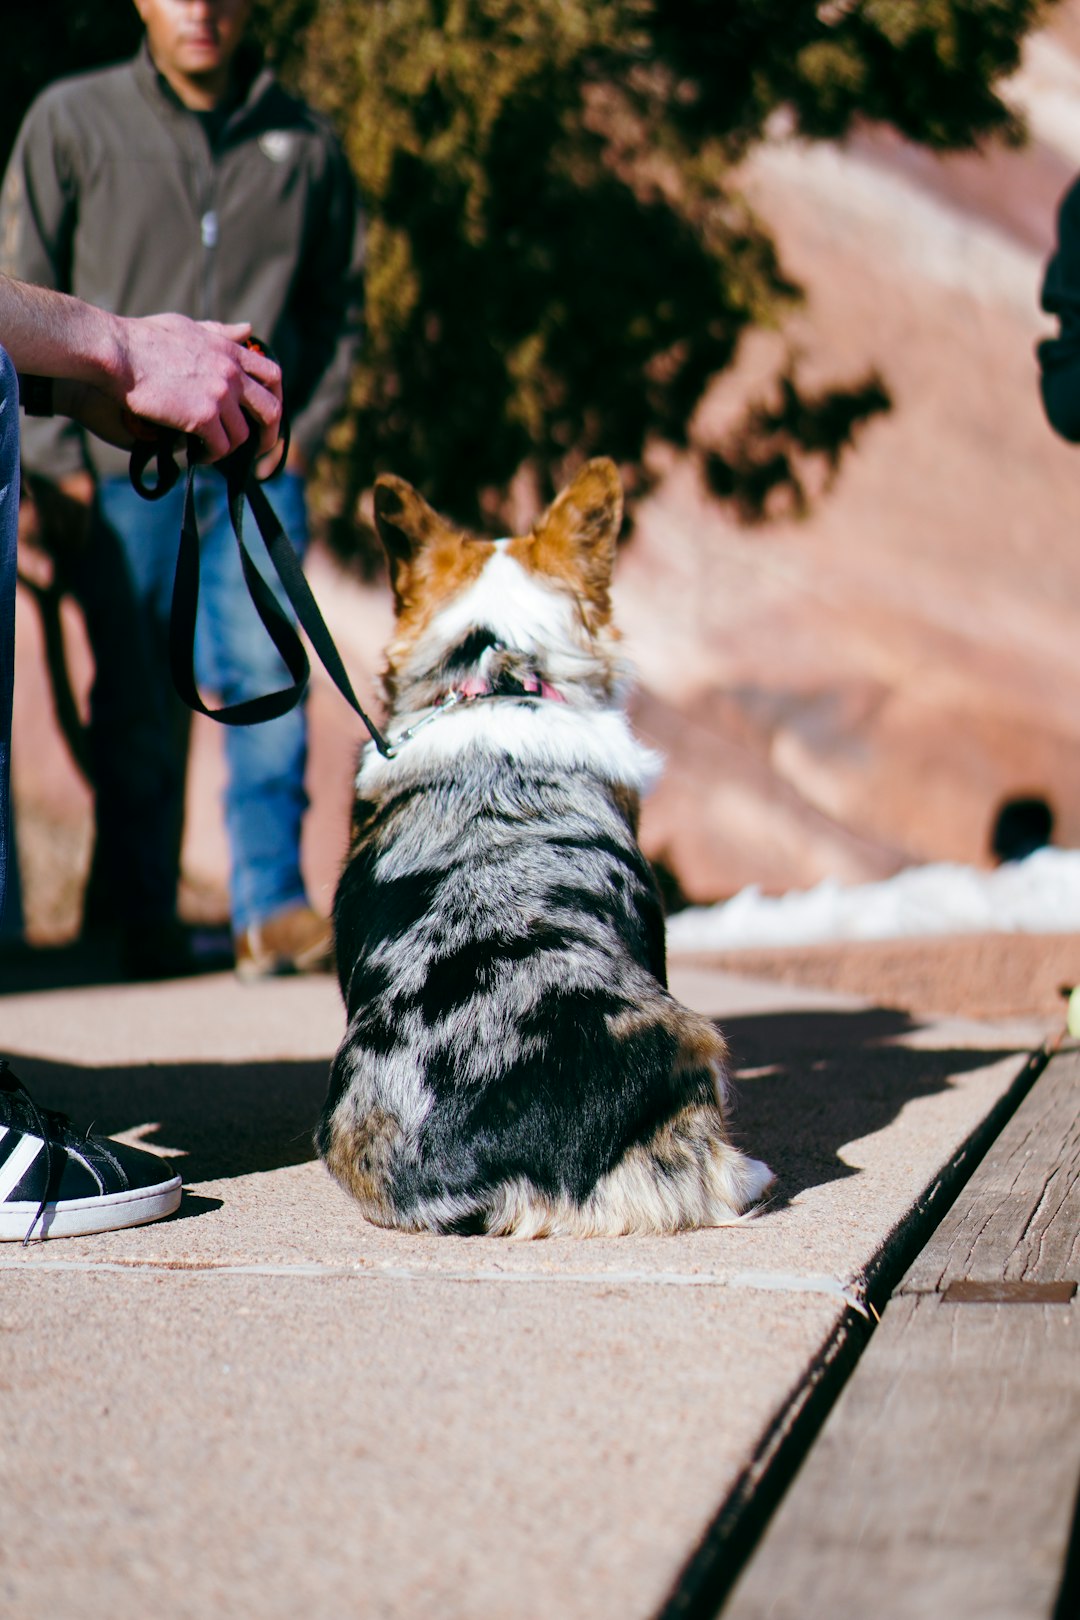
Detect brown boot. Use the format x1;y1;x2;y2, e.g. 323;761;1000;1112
234;903;334;982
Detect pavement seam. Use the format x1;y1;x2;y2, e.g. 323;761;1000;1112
0;1257;863;1307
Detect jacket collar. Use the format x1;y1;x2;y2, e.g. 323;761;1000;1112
134;38;278;135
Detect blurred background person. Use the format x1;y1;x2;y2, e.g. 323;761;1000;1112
0;0;365;980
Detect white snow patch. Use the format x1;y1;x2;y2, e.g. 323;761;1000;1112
665;848;1080;952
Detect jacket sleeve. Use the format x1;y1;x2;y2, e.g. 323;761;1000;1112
286;130;366;462
0;92;91;480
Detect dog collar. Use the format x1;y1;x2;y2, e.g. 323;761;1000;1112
452;670;565;702
385;673;566;758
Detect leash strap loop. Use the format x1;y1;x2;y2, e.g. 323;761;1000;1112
129;338;392;753
130;431;183;501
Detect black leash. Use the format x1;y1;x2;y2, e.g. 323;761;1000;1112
128;345;392;754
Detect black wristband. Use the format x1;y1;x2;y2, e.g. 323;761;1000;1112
17;374;54;416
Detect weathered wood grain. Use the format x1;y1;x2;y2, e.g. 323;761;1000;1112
903;1047;1080;1292
723;1291;1080;1620
722;1049;1080;1620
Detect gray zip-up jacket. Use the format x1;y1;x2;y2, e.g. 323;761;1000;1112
1;42;365;480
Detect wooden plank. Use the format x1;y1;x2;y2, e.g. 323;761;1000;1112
721;1051;1080;1620
903;1047;1080;1292
723;1292;1080;1620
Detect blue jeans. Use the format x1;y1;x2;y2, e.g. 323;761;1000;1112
0;349;17;929
81;467;312;932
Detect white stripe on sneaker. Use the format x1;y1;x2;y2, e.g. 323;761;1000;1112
0;1132;45;1202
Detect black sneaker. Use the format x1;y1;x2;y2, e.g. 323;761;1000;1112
0;1061;182;1243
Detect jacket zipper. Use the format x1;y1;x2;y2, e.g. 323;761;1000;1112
190;122;219;320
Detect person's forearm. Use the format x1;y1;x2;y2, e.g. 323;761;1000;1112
0;275;124;384
3;276;283;460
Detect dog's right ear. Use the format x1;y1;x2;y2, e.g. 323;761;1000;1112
374;475;455;609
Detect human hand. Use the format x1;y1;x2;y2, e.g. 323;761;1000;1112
52;379;143;450
107;313;283;461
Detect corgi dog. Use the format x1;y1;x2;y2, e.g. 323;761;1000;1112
317;459;774;1236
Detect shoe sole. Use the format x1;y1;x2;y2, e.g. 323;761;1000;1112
0;1175;183;1241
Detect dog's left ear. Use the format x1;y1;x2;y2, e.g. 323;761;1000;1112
374;474;458;611
530;458;623;626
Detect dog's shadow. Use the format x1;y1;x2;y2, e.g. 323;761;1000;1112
717;1005;1021;1208
7;1004;1023;1221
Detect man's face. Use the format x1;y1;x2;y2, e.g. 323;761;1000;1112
134;0;253;84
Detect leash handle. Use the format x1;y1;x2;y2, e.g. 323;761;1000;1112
125;331;284;499
129;424;184;501
141;337;392;751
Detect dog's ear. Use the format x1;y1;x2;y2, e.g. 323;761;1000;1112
529;458;623;626
374;475;456;608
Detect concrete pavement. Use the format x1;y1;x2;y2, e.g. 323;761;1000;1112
0;959;1057;1619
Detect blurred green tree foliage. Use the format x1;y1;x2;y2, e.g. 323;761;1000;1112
2;0;1050;551
292;0;1045;549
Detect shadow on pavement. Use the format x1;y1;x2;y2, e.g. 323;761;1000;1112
3;1053;329;1182
712;1006;1022;1208
4;1005;1025;1210
0;933;234;992
170;1192;227;1223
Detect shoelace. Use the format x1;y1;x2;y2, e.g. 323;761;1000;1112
0;1060;79;1245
